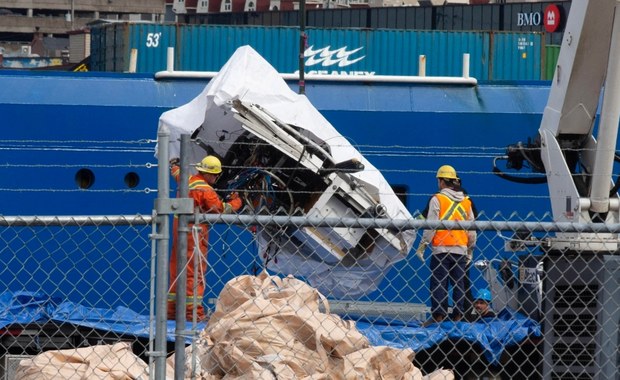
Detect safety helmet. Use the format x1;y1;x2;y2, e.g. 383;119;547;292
196;155;222;174
436;165;458;180
475;289;492;302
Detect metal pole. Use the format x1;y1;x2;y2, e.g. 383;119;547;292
167;47;175;72
154;125;171;380
298;0;306;94
462;53;470;79
418;55;426;76
198;212;620;234
148;213;157;378
129;49;138;73
590;3;620;215
70;0;74;29
174;134;191;379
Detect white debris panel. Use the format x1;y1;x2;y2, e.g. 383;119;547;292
158;45;415;298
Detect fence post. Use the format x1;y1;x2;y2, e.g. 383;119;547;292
173;134;191;379
154;125;171;380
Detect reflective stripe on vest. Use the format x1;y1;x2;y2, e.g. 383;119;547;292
168;292;204;304
172;175;209;219
189;175;231;212
188;176;210;190
431;193;472;247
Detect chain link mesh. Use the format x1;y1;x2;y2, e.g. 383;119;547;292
1;131;618;380
167;212;620;380
0;216;155;379
0;209;617;379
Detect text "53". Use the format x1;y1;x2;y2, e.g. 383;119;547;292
146;33;162;48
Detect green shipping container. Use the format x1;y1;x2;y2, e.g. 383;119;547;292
544;45;561;80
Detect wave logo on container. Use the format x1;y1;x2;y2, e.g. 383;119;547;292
303;45;373;76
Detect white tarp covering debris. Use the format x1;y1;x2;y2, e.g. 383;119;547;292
158;45;415;298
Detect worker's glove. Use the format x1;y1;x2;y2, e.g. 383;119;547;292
226;191;242;205
169;157;180;167
466;248;474;265
226;191;243;212
415;242;428;262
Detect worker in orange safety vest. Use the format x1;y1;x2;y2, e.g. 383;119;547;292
417;165;477;326
167;155;242;321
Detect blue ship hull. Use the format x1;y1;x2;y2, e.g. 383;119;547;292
0;70;552;311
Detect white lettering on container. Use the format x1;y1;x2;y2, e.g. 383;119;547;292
517;12;542;27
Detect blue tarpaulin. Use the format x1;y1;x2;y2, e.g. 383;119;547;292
355;309;542;365
0;291;205;343
0;291;541;364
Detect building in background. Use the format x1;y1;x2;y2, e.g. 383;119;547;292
0;0;564;62
165;0;551;12
0;0;165;52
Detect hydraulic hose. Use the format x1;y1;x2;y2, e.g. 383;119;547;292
492;157;547;184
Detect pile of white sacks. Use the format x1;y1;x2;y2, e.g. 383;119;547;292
15;272;453;379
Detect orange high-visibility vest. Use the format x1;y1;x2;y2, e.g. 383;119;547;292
171;165;241;214
431;193;472;247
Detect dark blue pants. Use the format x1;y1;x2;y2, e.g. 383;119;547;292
430;252;468;318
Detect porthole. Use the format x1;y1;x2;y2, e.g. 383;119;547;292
75;168;95;189
124;172;140;189
391;184;408;208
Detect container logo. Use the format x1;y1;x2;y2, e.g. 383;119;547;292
516;4;562;32
543;5;561;33
304;46;369;75
516;12;541;27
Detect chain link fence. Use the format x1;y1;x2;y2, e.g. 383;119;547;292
0;216;158;379
159;132;620;380
0;131;618;379
165;213;618;380
1;210;618;379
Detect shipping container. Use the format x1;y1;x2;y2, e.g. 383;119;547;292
90;23;543;80
91;22;178;73
544;44;560;80
178;25;297;72
181;1;570;45
490;31;543;81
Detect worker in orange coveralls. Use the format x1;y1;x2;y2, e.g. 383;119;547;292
167;155;242;321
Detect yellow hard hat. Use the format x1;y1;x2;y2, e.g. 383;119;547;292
196;155;222;174
436;165;458;179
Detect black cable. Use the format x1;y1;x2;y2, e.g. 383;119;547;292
517;141;545;173
492;157;547;184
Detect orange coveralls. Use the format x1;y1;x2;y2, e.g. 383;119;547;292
167;164;242;321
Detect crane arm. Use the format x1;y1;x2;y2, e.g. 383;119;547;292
498;0;620;252
539;0;620;227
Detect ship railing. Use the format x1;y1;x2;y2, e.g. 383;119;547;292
150;47;478;85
